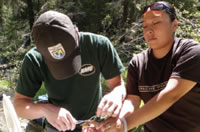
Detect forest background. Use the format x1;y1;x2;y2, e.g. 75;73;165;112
0;0;200;131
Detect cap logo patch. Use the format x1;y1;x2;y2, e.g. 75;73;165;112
79;64;96;76
48;43;66;60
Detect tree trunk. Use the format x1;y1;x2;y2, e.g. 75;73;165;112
129;0;141;23
26;0;34;30
123;0;130;24
0;0;3;24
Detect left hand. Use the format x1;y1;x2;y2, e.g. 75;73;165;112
95;117;123;132
96;75;126;118
96;91;123;118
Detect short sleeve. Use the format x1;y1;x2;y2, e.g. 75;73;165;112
16;52;43;97
126;58;140;95
98;37;125;80
171;41;200;83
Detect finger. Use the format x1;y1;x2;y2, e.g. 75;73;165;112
99;121;113;132
58;116;70;131
82;126;95;132
101;102;113;117
82;127;87;132
101;105;110;117
106;103;117;117
67;114;77;130
87;127;93;132
89;127;97;132
97;98;107;117
63;116;72;130
112;106;121;117
52;121;62;131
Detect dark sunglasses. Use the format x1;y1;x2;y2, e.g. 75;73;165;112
142;2;176;21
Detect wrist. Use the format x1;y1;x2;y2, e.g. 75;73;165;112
40;103;52;117
113;85;126;101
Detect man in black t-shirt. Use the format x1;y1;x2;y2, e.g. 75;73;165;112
96;1;200;132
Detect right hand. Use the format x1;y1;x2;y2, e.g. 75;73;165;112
44;104;77;131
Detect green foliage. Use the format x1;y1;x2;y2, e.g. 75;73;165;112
176;7;200;42
0;80;9;92
131;125;144;132
0;80;8;86
33;82;47;101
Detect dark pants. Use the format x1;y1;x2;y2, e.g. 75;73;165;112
45;126;59;132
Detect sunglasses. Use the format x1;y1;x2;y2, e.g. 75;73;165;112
142;2;176;20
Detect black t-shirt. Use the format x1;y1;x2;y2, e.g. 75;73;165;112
127;38;200;132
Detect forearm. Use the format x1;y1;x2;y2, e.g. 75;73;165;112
126;78;196;130
14;98;50;120
126;92;174;129
13;92;55;120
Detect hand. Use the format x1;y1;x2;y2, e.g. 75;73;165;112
96;117;124;132
96;91;123;118
44;104;77;131
82;124;97;132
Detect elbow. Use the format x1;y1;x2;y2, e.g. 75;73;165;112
13;98;31;118
13;99;22;117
